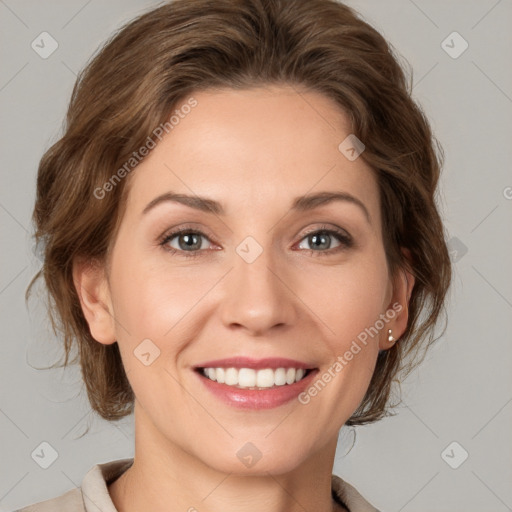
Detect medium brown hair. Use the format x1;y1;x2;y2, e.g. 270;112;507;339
28;0;452;425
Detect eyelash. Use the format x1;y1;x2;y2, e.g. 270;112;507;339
158;224;353;259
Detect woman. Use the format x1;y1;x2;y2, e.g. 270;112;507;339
20;0;452;510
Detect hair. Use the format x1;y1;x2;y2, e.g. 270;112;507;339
27;0;452;425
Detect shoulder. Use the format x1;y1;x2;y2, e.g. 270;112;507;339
14;458;134;512
14;487;85;512
331;474;382;512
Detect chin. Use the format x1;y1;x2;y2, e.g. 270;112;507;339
195;438;311;476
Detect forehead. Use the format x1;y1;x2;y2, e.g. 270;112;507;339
124;85;380;226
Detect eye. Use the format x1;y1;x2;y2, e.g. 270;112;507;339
296;226;353;255
159;228;214;258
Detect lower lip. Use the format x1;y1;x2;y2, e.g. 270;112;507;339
194;369;319;410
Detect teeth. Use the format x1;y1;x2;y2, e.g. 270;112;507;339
216;367;225;384
200;367;309;388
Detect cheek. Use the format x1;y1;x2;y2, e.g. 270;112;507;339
108;251;219;345
297;255;389;346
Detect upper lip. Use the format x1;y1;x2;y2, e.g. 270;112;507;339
194;357;316;370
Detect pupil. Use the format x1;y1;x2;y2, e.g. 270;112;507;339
180;233;200;250
310;233;330;250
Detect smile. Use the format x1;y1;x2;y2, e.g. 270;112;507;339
198;367;312;389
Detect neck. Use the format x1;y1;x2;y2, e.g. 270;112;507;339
108;403;344;512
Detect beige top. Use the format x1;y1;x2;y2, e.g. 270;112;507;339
16;458;380;512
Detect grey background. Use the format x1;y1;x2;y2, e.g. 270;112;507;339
1;1;511;511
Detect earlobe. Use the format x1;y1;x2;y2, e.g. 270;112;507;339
380;248;416;350
72;259;116;345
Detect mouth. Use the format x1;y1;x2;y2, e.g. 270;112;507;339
195;366;315;389
193;356;316;389
192;357;319;409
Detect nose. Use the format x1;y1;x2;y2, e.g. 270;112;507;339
218;244;298;336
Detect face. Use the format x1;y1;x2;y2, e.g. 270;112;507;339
76;85;413;476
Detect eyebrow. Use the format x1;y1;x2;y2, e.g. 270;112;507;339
142;191;371;224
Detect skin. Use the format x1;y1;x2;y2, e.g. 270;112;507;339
74;84;415;512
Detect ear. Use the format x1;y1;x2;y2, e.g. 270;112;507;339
379;247;415;350
72;258;116;345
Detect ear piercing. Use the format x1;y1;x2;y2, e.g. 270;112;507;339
388;329;395;343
